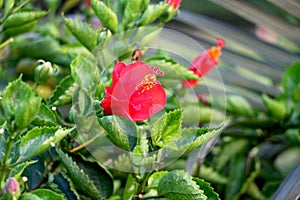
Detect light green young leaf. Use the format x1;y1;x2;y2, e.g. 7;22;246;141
70;55;99;91
19;193;42;200
147;171;168;189
20;127;72;161
145;58;200;80
121;0;142;30
91;0;118;33
3;10;47;29
226;95;255;117
30;189;65;200
158;170;207;200
152;109;182;149
64;17;98;51
180;126;223;154
192;178;220;200
138;3;168;26
57;149;102;200
98;116;137;151
48;76;76;107
262;94;286;120
2;77;42;130
32;103;57;126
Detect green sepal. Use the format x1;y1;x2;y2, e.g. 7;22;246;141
48;76;76;107
91;0;118;33
64;17;99;51
57;149;103;200
19;127;72;161
157;170;207;200
145;57;200;80
2;77;42;130
151;109;182;150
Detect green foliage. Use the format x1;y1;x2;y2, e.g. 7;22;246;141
123;174;138;200
2;77;42;130
91;0;118;33
157;170;207;200
20;127;72;161
152;109;182;149
282;62;300;101
138;4;168;26
21;189;65;200
31;103;57;126
98;116;137;151
262;94;286;120
57;150;103;200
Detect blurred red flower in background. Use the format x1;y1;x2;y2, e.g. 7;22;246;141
166;0;182;10
182;38;225;87
101;62;166;122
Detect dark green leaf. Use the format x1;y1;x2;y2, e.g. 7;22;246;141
2;77;42;130
152;109;182;149
70;55;99;91
64;17;99;51
74;155;114;198
48;76;76;107
282;62;300;101
31;189;65;200
158;170;207;200
91;0;118;33
57;149;102;200
20;127;72;161
123;174;138;200
192;178;220;200
32;103;57;126
98;115;137;151
3;10;47;29
3;21;37;38
145;58;200;80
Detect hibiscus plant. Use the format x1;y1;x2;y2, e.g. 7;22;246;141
0;0;299;200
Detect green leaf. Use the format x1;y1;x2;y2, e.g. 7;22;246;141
158;170;207;200
138;4;168;26
73;155;114;198
147;171;168;189
20;127;72;161
121;0;142;30
152;109;182;149
64;17;98;51
20;193;42;200
192;178;220;200
282;62;300;101
32;103;57;126
70;55;99;91
3;21;38;38
199;165;228;185
183;127;223;154
2;77;42;130
98;115;137;151
91;0;118;33
3;10;47;29
145;58;200;80
262;94;286;120
31;189;65;200
123;174;138;200
57;149;103;200
226;95;255;117
48;76;76;107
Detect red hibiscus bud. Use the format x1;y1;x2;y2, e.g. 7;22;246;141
4;177;20;194
166;0;182;10
86;0;91;8
101;62;166;121
182;38;225;88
